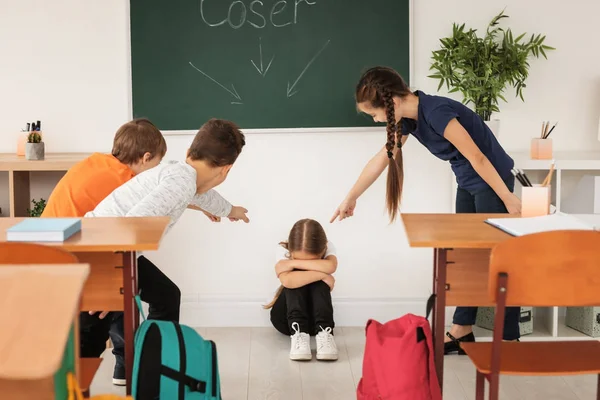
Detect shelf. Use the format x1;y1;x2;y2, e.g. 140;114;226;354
556;316;598;341
470;320;553;342
511;151;600;171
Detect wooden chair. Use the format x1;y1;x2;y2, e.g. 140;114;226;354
0;242;79;264
460;230;600;400
0;243;101;397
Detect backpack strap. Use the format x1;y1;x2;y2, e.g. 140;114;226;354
161;365;207;393
425;293;436;320
134;295;146;321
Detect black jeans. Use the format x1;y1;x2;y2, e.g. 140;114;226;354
79;255;181;365
452;175;520;341
270;281;334;336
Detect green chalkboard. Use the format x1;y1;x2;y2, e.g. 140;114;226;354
130;0;410;130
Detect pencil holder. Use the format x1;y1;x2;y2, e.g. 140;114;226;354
16;132;28;156
530;138;553;160
521;185;551;218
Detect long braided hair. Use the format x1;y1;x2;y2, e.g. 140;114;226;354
355;67;411;222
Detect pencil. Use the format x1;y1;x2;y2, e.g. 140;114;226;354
519;169;533;187
543;121;550;139
512;169;527;186
540;122;545;139
542;161;555;187
544;122;558;139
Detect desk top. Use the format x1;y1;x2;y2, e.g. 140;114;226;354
0;153;91;171
401;213;514;249
0;217;169;252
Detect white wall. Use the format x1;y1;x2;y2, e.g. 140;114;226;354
1;0;599;327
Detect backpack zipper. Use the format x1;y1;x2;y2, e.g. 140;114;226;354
210;340;218;398
173;322;187;400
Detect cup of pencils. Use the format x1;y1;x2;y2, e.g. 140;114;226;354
531;121;557;160
515;163;554;217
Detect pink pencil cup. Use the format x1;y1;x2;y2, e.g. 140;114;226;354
16;132;28;156
521;185;551;217
530;138;553;160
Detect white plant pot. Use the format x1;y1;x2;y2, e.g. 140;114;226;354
485;119;501;138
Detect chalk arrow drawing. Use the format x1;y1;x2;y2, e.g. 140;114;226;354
286;39;331;98
250;37;275;77
189;62;242;104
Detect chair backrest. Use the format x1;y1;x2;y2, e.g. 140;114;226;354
0;243;78;264
489;230;600;307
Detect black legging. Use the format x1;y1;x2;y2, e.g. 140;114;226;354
79;255;181;363
270;280;335;336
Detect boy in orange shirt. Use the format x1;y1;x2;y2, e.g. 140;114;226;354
42;118;166;218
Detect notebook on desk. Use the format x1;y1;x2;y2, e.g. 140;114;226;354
485;213;597;237
6;218;81;242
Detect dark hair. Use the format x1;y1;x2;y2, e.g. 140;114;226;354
264;219;329;309
355;66;412;222
111;118;167;165
188;118;245;166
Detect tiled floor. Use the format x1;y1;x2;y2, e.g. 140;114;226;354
91;327;598;399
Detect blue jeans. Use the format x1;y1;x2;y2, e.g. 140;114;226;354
452;176;521;341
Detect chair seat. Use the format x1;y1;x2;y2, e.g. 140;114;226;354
460;341;600;375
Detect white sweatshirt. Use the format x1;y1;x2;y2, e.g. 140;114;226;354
85;160;232;232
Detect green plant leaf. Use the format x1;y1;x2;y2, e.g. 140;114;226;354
542;45;556;50
437;78;445;92
515;32;526;43
540;47;547;59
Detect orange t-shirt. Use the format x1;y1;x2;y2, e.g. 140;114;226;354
42;153;134;218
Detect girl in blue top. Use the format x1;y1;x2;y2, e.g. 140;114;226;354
331;66;522;351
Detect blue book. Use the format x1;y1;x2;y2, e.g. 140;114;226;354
6;218;82;242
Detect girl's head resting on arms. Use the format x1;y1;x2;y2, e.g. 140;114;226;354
187;118;246;193
280;219;328;260
355;66;417;222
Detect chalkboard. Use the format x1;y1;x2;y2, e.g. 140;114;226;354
130;0;411;130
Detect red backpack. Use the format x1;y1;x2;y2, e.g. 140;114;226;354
357;297;442;400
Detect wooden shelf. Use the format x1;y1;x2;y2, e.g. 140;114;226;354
0;153;90;217
0;153;91;171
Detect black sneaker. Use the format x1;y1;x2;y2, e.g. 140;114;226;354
112;363;126;386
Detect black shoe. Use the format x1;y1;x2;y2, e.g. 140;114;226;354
112;362;126;386
444;331;475;355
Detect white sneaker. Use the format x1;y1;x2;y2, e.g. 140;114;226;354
316;326;338;361
289;322;312;361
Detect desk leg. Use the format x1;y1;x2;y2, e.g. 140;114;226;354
433;248;447;391
122;251;138;396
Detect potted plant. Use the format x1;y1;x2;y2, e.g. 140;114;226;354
27;198;47;217
428;9;555;137
26;131;45;160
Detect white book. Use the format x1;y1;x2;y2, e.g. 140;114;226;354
485;213;598;237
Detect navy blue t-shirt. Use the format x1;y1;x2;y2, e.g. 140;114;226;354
400;91;514;191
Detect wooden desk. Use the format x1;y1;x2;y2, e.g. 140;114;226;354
0;153;90;217
401;213;513;393
0;217;169;395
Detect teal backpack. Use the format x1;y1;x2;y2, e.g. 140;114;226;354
132;296;222;400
